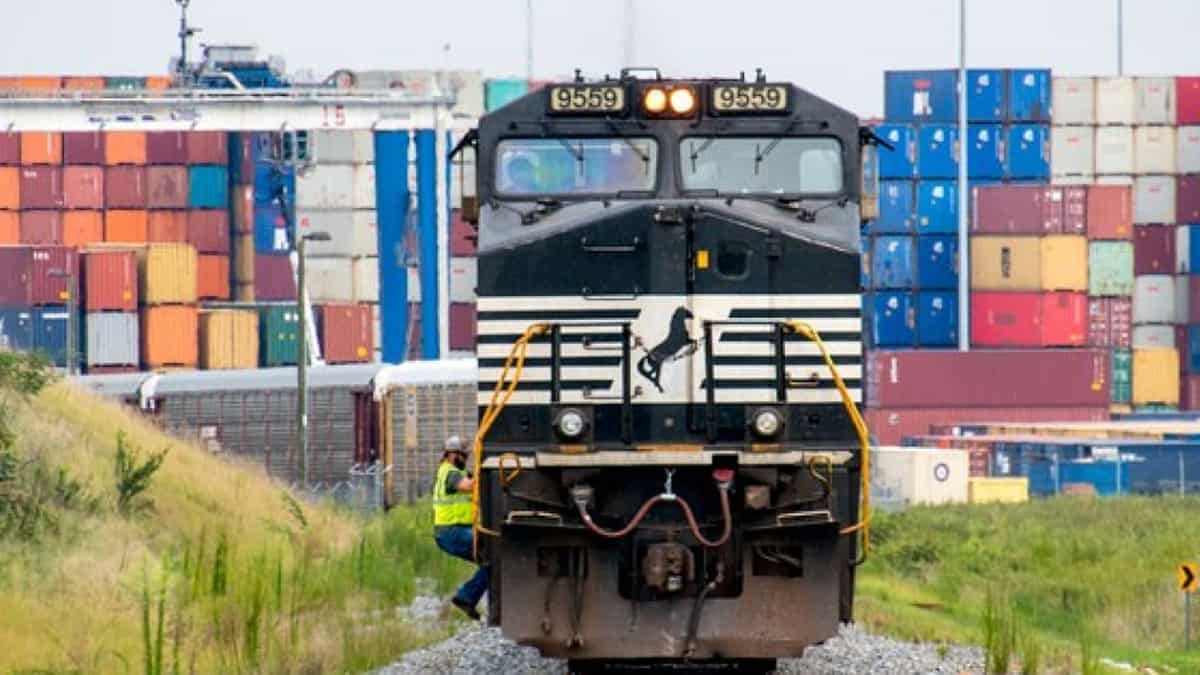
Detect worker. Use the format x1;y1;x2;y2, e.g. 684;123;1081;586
432;434;488;620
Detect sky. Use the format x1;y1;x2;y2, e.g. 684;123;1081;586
4;0;1200;117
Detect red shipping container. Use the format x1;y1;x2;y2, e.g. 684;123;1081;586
105;166;147;208
146;132;188;165
62;165;103;209
449;302;477;350
145;166;188;208
1086;185;1133;240
1133;225;1176;275
1063;187;1087;235
0;246;78;306
254;254;296;301
196;255;230;300
1178;77;1200;124
318;303;374;363
62;132;105;165
973;185;1052;234
185;131;228;165
864;406;1110;445
19;166;63;209
0;133;19;165
18;211;63;245
1178;176;1200;223
450;210;477;256
147;211;188;242
970;292;1042;347
1040;292;1088;347
81;249;138;311
187;209;230;254
1182;375;1200;411
1087;297;1133;348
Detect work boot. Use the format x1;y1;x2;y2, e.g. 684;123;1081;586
450;596;481;621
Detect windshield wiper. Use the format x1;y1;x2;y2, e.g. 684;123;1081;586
752;120;801;173
794;196;852;222
719;194;850;222
604;120;649;165
539;122;583;162
688;138;718;173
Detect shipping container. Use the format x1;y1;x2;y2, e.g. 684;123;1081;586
1133;349;1180;405
1134;126;1176;175
1006;124;1049;179
1086;185;1133;239
1181;224;1199;273
105;77;145;90
187;165;229;209
971;292;1041;346
1133;274;1175;324
968;477;1029;504
61;211;102;247
1063;186;1087;234
1179;126;1200;174
1039;235;1088;291
1112;349;1133;403
197;255;230;301
296;165;353;209
186;209;229;255
1088;297;1133;348
352;257;378;303
1051;126;1095;179
884;70;957;123
965;69;1006;122
62;165;103;209
1176;275;1191;326
19;211;62;245
485;78;532;112
967;124;1004;178
916;235;957;289
19;166;63;209
450;256;477;303
972;185;1047;234
917;124;958;178
1095;126;1134;175
1178;176;1200;223
1189;326;1200;373
105;166;147;208
0;246;76;306
971;236;1040;290
1052;76;1095;124
310;130;356;164
0;167;17;209
916;180;957;233
104;131;146;165
875;124;916;179
1088;241;1135;296
253;163;295;207
1096;175;1134;186
1132;325;1175;349
20;132;62;165
254;206;290;254
1096;77;1136;125
305;258;355;302
870;236;914;289
145;165;188;208
146;132;187;165
0;307;33;351
1005;69;1049;121
259;304;299;366
0;212;15;244
1183;374;1200;410
1193;277;1200;324
873;446;970;507
141;305;198;368
350;130;375;164
62;131;104;165
1135;77;1176;125
1179;77;1200;124
864;406;1109;445
1133;225;1176;275
448;302;477;352
254;254;296;301
33;306;72;367
199;310;257;369
147;210;187;243
317;303;373;363
1133;175;1176;223
141;243;198;305
917;291;957;346
297;210;377;257
81;249;137;311
0;133;18;166
869;292;915;347
104;210;147;243
84;312;138;367
184;131;228;165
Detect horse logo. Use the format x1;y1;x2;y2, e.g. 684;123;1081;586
637;307;696;394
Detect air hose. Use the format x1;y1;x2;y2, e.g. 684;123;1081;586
573;468;735;548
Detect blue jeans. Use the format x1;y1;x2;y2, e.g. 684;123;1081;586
434;525;489;607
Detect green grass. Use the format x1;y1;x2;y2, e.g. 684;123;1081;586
858;497;1200;673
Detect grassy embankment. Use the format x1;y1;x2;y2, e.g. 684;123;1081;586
0;354;472;674
859;497;1200;673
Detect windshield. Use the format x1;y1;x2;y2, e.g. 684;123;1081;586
680;136;843;195
495;137;658;197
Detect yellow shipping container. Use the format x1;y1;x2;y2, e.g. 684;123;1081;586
199;310;259;369
1132;348;1180;405
1039;235;1088;291
970;236;1041;290
142;243;198;305
967;477;1029;504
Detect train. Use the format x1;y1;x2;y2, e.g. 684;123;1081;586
460;69;877;673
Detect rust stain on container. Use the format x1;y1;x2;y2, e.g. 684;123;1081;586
104;210;148;243
81;249;138;311
197;255;230;301
20;132;62;165
62;165;104;209
147;211;188;243
146;165;189;208
62;211;103;247
141;305;199;368
104;131;147;165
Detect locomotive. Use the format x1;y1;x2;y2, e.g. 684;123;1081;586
456;69;876;673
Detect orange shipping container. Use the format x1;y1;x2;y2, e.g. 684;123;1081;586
105;210;148;242
20;132;62;165
62;211;104;247
104;131;147;165
0;212;17;243
147;210;187;242
144;76;174;90
63;77;105;90
198;309;258;369
141;305;198;368
17;77;62;91
0;167;18;209
197;255;230;300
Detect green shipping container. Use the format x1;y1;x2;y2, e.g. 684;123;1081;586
485;78;529;112
260;304;300;366
1088;241;1135;296
1111;349;1132;404
105;76;146;90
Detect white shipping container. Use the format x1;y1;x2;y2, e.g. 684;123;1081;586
353;257;379;303
1178;226;1192;274
1134;77;1176;125
297;210;377;258
352;164;376;210
1178;126;1200;174
304;257;356;303
1134;126;1176;175
450;256;477;303
1176;275;1190;326
351;130;375;164
1052;76;1095;125
871;447;969;509
1133;175;1177;224
1132;324;1175;349
1096;77;1136;125
1053;175;1096;186
85;312;139;366
296;165;354;209
1095;175;1134;186
311;130;356;164
1051;126;1095;177
449;161;477;210
1094;126;1134;174
1132;274;1176;324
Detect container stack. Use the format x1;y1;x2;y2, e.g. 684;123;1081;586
138;243;199;370
81;249;139;373
182;132;232;303
0;246;77;368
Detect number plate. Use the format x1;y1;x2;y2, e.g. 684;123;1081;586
711;84;790;113
548;85;626;114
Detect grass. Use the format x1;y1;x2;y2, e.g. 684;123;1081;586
0;371;473;674
857;497;1200;673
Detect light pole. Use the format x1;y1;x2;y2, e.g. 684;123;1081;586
47;268;76;375
296;231;331;489
956;0;970;351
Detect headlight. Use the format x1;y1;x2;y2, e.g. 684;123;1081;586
669;87;696;114
643;88;667;114
752;408;783;438
557;409;586;439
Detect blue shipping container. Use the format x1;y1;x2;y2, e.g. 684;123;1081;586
967;124;1005;179
189;165;230;209
1190;326;1200;373
917;124;959;178
254;207;290;253
871;236;916;289
254;163;296;207
860;234;871;289
1006;124;1050;179
876;181;916;233
884;70;958;123
876;124;917;179
916;180;959;233
870;291;916;347
1059;459;1132;496
33;306;71;367
485;79;530;112
0;307;34;352
917;235;958;289
1008;69;1052;122
1182;224;1200;274
917;291;958;346
966;69;1007;122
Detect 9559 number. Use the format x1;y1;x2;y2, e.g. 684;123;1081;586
549;85;625;113
711;85;788;112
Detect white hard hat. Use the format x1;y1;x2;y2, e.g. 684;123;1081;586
443;435;465;452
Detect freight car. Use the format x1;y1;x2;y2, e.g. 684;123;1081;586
456;70;875;673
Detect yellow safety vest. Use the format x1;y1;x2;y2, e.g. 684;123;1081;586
432;460;474;527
